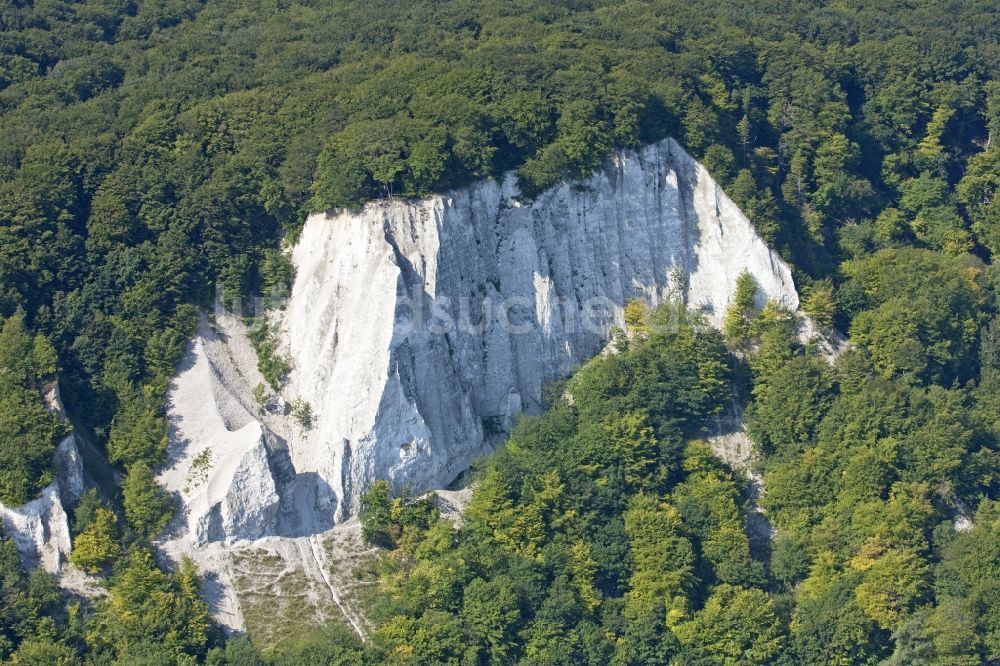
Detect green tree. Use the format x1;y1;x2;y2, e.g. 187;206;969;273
790;577;886;665
673;443;764;587
702;144;736;184
360;479;393;548
461;576;522;664
107;396;168;468
722;271;758;350
268;625;366;666
7;638;78;665
604;411;659;492
0;314;67;505
674;585;786;664
841;248;982;385
924;600;982;666
957;144;1000;255
746;356;835;457
801;278;835;330
72;489;104;535
70;507;120;574
623;494;695;622
850;538;930;630
87;551;210;661
935;501;1000;661
122;463;174;538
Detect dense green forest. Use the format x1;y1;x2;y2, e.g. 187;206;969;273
2;0;1000;662
345;287;1000;665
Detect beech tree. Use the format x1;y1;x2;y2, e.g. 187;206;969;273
70;507;120;574
122;463;174;538
722;271;758;350
106;396;168;468
674;585;786;663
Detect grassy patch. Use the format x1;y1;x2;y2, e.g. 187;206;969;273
246;320;290;390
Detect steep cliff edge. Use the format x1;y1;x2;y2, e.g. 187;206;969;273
157;138;800;634
277;137;797;523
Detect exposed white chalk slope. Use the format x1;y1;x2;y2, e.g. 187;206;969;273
0;435;83;573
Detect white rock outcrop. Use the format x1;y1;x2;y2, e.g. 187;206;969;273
0;396;84;573
163;137;802;540
277;137;799;521
159;327;284;546
157;137;801;634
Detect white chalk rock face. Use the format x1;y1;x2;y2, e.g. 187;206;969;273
191;424;281;545
156;138;801;633
0;434;84;573
160;330;284;545
280;137;799;520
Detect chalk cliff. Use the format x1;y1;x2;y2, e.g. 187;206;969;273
154;137;801;633
162;137;799;548
278;137;798;522
0;383;84;574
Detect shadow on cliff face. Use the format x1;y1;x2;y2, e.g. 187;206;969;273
268;435;337;539
161;432;338;543
164;341;199;461
159;346;197;543
530;138;709;319
660;139;706;313
200;570;234;628
351;139;714;502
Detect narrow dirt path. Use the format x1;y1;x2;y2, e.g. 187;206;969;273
220;559;247;631
304;535;367;640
